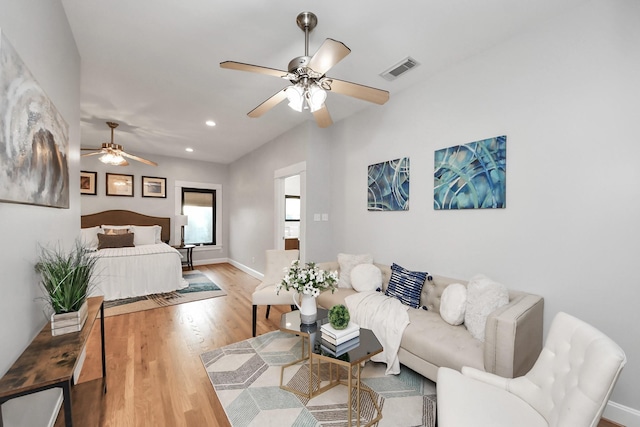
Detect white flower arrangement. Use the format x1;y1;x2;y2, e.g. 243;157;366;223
276;260;338;297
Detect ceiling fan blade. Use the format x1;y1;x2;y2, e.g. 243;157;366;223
248;88;289;118
81;151;104;157
120;151;158;166
328;78;389;105
313;105;333;128
308;38;351;75
220;61;288;78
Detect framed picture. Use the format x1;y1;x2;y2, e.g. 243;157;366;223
80;171;97;195
142;176;167;198
106;173;134;197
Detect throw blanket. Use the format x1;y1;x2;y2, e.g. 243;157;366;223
345;291;410;375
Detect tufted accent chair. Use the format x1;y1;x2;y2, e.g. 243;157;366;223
437;311;627;427
251;249;299;337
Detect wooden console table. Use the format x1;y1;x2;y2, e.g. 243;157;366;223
0;296;106;427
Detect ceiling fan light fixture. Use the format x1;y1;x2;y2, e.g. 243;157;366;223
99;152;127;166
286;85;304;112
307;84;326;112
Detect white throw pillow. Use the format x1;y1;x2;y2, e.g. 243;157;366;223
350;264;382;292
464;274;509;341
337;253;373;288
440;283;467;326
80;226;101;250
130;225;158;246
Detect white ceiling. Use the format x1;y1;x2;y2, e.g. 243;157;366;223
61;0;586;165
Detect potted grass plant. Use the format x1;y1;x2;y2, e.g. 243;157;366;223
35;240;98;336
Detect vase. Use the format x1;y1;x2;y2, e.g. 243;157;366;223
293;293;318;325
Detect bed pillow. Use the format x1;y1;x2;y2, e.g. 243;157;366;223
337;253;373;288
440;283;467;326
80;226;101;250
464;274;509;341
385;263;429;308
102;225;131;235
130;225;161;245
97;232;135;250
350;264;382;292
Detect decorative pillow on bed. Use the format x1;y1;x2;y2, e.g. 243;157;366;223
80;226;101;250
350;264;382;292
130;225;161;246
337;253;373;288
97;232;135;250
464;274;509;341
102;225;131;235
385;263;430;309
440;283;467;326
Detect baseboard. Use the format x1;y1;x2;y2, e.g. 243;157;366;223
227;259;264;280
193;257;229;267
604;401;640;427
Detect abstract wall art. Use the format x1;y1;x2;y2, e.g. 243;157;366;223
434;135;506;210
0;28;70;208
368;157;410;211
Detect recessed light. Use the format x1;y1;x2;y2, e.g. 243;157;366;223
185;148;194;152
205;120;216;127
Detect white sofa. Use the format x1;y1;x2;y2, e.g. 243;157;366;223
316;262;544;382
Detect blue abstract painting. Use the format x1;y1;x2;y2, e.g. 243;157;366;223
368;157;410;211
434;136;506;210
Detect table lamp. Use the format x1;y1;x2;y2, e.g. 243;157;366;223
176;215;188;246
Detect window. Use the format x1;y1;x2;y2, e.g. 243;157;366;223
285;195;300;238
182;188;216;245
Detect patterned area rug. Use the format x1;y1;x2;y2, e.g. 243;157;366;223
103;270;226;317
200;331;436;427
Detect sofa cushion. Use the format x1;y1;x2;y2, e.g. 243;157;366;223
385;263;429;308
440;283;467;326
317;288;358;310
351;264;382;292
464;274;509;341
337;253;373;288
401;309;484;372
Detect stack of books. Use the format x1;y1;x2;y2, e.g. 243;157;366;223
320;322;360;356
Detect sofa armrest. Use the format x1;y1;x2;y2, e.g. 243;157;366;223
484;293;544;378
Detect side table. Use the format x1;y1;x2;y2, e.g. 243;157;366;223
172;244;195;270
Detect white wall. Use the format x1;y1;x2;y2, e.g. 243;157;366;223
0;0;80;375
328;0;639;420
80;153;230;262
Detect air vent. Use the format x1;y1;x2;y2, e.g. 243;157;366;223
380;57;420;81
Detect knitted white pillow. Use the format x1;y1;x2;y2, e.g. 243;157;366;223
337;253;373;288
350;264;382;292
464;274;509;341
440;283;467;326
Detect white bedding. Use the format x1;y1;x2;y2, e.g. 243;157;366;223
345;291;410;375
89;243;187;301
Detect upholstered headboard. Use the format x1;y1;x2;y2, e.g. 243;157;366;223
81;210;171;243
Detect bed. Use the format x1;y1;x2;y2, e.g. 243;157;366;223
81;210;187;301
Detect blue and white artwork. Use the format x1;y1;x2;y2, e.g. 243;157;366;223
0;28;69;208
434;136;506;210
368;157;410;211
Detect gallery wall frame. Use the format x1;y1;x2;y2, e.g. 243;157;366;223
142;176;167;198
0;28;70;208
80;171;97;195
106;173;134;197
367;157;410;211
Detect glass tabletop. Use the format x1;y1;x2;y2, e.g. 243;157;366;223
280;309;383;365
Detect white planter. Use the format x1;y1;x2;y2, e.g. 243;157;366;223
50;300;88;336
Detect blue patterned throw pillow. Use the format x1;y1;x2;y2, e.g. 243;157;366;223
386;263;430;308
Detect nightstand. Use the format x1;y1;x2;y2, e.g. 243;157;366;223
172;244;195;270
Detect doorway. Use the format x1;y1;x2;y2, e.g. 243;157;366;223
274;162;306;262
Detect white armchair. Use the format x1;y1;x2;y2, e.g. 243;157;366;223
251;249;299;337
437;311;626;427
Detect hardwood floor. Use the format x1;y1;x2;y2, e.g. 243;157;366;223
58;263;289;427
58;263;622;427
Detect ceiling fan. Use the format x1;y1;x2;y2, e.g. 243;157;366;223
81;121;158;166
220;11;389;128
